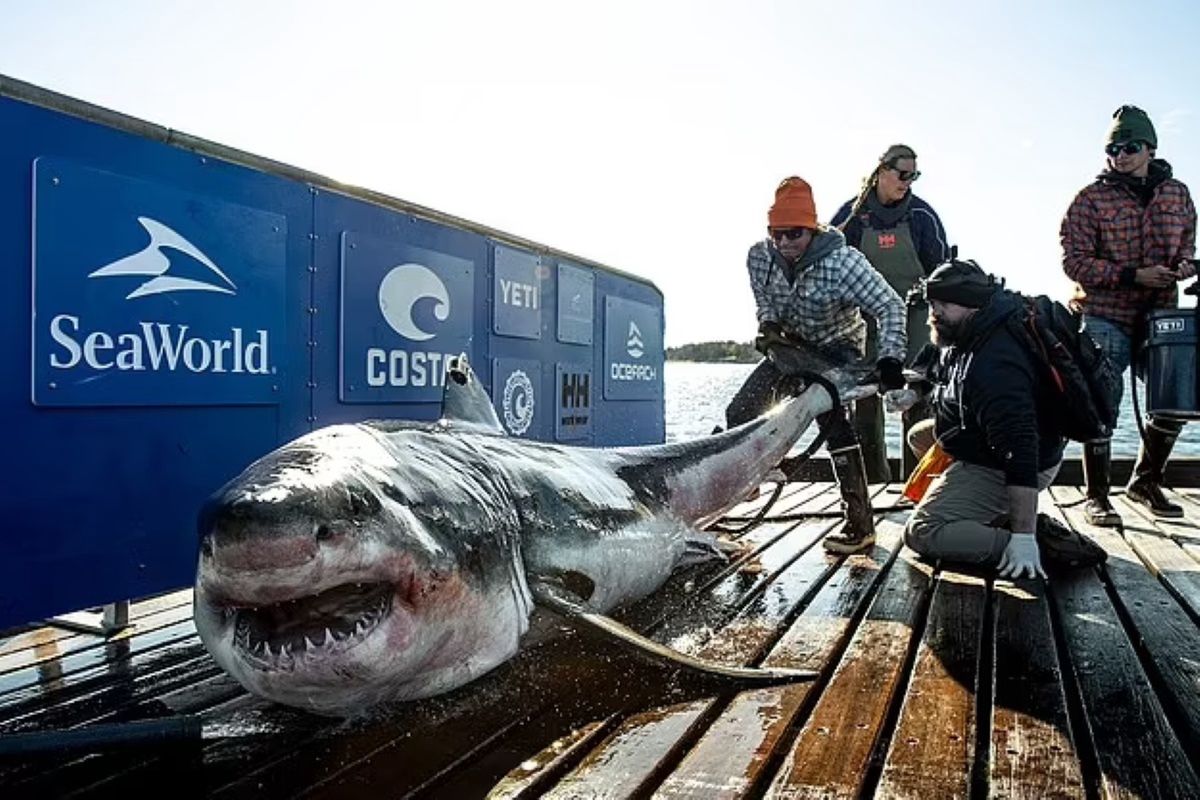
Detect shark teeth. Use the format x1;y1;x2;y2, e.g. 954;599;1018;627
232;584;393;665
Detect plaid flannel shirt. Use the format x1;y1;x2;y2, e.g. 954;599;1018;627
747;239;906;361
1060;174;1197;332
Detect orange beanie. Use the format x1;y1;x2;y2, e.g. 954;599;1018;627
768;177;818;229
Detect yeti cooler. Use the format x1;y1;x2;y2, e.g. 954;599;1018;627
1144;308;1200;419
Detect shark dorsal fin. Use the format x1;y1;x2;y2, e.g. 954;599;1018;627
440;354;505;433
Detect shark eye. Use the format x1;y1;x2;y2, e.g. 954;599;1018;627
315;524;335;543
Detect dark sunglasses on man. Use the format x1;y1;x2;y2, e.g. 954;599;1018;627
886;165;921;183
770;228;810;242
1105;141;1146;157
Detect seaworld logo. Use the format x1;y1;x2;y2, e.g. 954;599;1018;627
44;217;272;375
366;263;457;388
88;217;237;299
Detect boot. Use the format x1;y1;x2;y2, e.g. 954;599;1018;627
1081;440;1121;527
823;444;877;554
1126;421;1184;518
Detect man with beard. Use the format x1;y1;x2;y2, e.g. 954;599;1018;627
902;259;1098;578
726;176;907;554
1061;105;1197;526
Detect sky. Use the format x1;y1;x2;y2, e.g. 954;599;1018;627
2;0;1197;346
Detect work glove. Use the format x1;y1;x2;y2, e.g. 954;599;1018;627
875;356;906;394
754;321;788;355
997;532;1045;579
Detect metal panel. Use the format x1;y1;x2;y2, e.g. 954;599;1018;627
555;362;593;442
492;243;542;339
603;296;663;401
493;357;542;438
339;230;475;404
32;158;287;406
0;95;311;630
557;262;594;345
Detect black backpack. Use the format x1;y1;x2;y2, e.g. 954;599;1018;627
1005;295;1122;442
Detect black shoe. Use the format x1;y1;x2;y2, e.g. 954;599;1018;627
1083;495;1122;527
1035;514;1106;568
1126;481;1184;518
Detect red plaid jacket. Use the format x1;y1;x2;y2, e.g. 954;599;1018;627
1060;167;1196;333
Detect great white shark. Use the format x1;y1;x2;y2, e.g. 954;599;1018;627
194;352;875;716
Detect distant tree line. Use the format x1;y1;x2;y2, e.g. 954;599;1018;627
665;340;759;363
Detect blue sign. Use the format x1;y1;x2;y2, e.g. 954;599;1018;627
493;358;541;437
31;158;287;406
603;296;663;400
556;362;593;441
557;262;594;345
340;231;475;403
493;244;542;340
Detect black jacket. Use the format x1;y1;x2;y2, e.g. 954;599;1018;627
931;291;1066;487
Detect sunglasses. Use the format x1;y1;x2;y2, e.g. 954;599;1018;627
1106;141;1146;157
886;165;921;183
770;228;810;242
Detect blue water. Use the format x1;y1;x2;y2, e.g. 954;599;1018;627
664;361;1200;458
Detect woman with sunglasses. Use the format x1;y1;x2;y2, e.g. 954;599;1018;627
724;176;907;554
1061;105;1197;527
830;144;951;484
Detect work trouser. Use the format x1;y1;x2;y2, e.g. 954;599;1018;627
724;358;858;451
856;309;933;483
903;419;1059;565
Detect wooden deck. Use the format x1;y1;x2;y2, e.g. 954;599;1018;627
2;481;1199;798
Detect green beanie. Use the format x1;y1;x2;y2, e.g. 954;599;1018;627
1107;105;1157;148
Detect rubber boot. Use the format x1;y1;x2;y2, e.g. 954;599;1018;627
1081;439;1121;527
823;444;877;554
1126;420;1184;518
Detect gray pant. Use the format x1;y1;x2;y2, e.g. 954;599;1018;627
904;420;1059;565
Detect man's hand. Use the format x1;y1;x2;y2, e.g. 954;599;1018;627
755;321;788;354
997;532;1045;579
875;357;906;394
1135;265;1178;289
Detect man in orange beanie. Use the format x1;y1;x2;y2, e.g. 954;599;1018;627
725;176;907;554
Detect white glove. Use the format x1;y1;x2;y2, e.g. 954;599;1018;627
883;388;920;413
997;532;1045;579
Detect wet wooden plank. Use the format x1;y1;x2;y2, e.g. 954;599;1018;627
0;619;202;715
627;482;849;635
0;590;192;654
525;498;868;799
1053;488;1200;762
7;674;247;797
763;546;932;799
652;513;908;799
1049;525;1200;799
0;599;194;680
481;718;616;800
877;570;985;799
989;577;1085;799
1110;494;1200;621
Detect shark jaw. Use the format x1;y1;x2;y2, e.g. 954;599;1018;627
194;557;529;715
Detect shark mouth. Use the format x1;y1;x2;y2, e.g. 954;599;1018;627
224;581;399;668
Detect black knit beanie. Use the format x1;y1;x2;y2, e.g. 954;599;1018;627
923;259;999;308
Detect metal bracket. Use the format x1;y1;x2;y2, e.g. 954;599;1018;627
46;601;131;636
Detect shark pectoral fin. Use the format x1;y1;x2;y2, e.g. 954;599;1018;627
529;579;817;686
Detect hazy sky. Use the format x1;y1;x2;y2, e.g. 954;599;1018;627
3;0;1197;346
